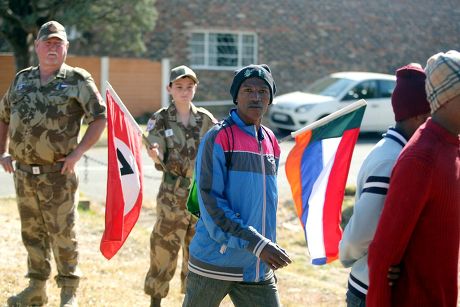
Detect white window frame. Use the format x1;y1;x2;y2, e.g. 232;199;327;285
189;30;258;70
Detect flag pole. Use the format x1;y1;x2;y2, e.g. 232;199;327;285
106;81;167;170
279;99;367;143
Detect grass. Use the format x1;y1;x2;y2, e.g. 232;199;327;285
0;192;355;306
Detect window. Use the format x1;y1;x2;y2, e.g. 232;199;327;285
189;31;257;69
378;80;396;98
343;80;378;101
307;77;355;98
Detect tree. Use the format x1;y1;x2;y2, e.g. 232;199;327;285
0;0;157;71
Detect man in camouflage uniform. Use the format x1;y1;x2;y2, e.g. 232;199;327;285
144;65;216;307
0;21;106;307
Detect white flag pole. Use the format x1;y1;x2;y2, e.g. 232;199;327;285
279;99;367;143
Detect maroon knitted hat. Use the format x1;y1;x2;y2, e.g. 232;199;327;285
391;64;431;121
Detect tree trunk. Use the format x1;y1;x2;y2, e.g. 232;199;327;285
5;26;36;72
13;43;31;71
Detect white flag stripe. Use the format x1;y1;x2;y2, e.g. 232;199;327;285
115;138;141;215
305;137;342;260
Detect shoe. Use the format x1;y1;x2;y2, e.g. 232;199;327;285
150;296;162;307
60;286;78;307
7;279;48;306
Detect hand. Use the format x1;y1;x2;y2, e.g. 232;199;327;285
0;152;14;173
259;242;292;270
147;143;163;163
60;149;83;174
387;264;401;286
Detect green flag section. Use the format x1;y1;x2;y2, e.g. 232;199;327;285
186;175;200;218
310;105;365;142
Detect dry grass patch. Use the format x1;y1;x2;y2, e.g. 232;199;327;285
1;194;352;307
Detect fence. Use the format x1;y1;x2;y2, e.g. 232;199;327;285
0;54;168;118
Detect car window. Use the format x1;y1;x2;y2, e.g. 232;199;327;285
306;77;355;98
342;80;378;101
378;80;396;98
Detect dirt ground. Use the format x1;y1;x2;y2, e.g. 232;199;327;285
0;194;351;307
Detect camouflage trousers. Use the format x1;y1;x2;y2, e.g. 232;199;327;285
13;168;81;287
144;181;197;298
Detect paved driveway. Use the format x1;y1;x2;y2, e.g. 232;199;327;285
0;134;379;202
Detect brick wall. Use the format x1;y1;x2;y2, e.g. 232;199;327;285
2;1;459;114
147;0;460;101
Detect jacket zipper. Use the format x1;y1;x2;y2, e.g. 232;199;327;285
255;126;267;281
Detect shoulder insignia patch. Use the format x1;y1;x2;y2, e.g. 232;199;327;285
56;83;69;90
146;118;156;132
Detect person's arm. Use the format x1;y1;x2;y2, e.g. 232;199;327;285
146;112;168;171
61;117;106;174
0;86;13;173
366;155;432;306
61;70;107;174
340;160;394;266
146;143;164;164
0;120;13;173
259;241;291;271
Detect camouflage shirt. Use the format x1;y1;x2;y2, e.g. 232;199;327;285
0;64;106;165
147;103;216;178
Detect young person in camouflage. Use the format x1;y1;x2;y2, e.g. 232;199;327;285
0;21;106;307
144;65;216;307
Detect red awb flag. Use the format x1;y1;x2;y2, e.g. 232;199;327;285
100;83;143;260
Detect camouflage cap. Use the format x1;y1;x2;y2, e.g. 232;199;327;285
169;65;199;84
37;21;67;41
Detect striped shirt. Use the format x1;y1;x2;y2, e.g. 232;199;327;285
339;127;407;297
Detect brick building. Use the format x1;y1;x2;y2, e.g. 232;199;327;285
146;0;460;102
1;1;459;117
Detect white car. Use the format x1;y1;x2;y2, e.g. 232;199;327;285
268;72;397;133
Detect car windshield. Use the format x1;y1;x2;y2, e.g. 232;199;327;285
305;77;354;97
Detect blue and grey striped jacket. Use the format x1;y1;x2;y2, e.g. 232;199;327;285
188;109;280;282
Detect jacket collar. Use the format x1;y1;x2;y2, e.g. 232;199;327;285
229;108;265;141
167;102;202;126
384;127;408;148
35;63;68;80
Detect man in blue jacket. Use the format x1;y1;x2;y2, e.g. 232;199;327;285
183;64;292;307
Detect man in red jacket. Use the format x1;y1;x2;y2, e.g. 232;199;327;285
367;50;460;306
